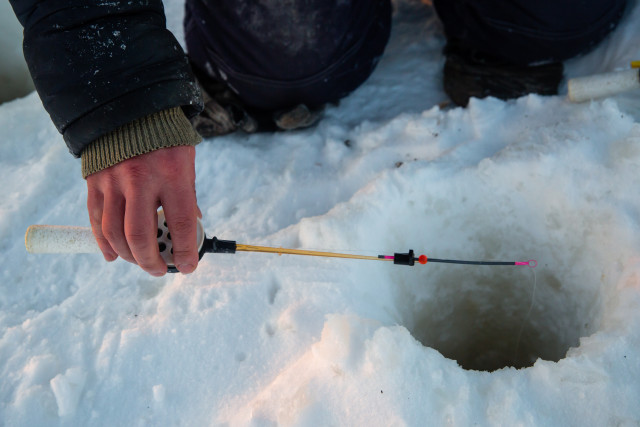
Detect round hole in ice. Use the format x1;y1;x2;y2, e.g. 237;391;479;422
310;147;631;373
395;264;601;372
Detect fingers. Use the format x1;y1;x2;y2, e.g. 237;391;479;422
162;188;199;275
163;205;199;274
87;185;117;261
102;194;136;264
125;197;167;276
157;145;199;274
85;146;199;276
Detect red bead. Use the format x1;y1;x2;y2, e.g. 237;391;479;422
418;255;428;264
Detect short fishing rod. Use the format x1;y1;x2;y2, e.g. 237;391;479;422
25;210;536;272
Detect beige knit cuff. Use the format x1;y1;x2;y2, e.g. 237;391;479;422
81;107;202;178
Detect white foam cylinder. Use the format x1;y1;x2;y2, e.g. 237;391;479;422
25;225;99;254
568;69;640;103
25;211;205;263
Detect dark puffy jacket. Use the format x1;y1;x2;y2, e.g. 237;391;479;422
9;0;203;157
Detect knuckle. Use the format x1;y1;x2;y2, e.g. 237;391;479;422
89;211;104;230
86;185;101;201
168;217;195;237
89;213;102;228
124;230;153;248
171;248;197;261
121;161;152;180
101;173;120;192
103;227;122;243
87;200;104;226
89;218;103;233
159;157;181;176
160;152;194;178
94;234;110;246
91;171;120;193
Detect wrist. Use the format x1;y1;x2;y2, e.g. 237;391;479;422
81;107;201;178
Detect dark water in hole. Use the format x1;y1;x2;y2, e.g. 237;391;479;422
402;270;593;371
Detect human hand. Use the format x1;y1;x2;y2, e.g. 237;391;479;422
86;146;201;276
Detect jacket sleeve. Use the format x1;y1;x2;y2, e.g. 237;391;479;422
9;0;203;157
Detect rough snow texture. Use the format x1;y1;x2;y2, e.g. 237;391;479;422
2;0;640;425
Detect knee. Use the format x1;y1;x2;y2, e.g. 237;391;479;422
434;0;629;65
185;0;392;110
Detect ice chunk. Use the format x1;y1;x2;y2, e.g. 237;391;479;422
50;367;87;417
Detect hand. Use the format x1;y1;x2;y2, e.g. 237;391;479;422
86;146;200;276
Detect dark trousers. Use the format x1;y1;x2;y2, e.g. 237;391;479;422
184;0;627;111
433;0;628;66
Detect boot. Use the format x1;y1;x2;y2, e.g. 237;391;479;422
443;42;564;107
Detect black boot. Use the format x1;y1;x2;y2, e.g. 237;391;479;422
443;42;564;107
190;67;323;138
190;77;258;138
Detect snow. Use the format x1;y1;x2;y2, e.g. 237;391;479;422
0;1;34;104
2;0;640;425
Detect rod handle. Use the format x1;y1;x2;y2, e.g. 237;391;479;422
25;210;206;272
568;69;640;102
25;225;99;254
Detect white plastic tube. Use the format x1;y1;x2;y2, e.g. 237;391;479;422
25;225;99;254
568;69;640;103
25;210;205;270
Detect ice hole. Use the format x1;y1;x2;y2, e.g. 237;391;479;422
396;266;602;372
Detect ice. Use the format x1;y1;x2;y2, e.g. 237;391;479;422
1;0;640;425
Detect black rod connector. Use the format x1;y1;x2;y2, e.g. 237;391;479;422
203;237;237;254
393;250;416;266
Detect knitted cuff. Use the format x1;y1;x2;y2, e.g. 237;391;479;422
81;107;202;178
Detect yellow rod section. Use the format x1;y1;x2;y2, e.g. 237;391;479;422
235;244;388;261
631;60;640;68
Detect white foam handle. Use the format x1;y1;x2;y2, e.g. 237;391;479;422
25;210;205;268
568;69;640;103
25;225;99;254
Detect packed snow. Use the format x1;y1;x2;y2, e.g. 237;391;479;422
2;0;640;425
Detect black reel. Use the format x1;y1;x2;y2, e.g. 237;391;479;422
156;210;236;273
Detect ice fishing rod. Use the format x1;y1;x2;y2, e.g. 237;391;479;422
25;210;536;272
568;60;640;102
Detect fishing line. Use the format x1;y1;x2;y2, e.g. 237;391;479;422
513;266;538;364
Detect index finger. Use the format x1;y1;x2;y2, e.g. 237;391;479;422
86;187;118;261
161;193;200;274
124;197;167;276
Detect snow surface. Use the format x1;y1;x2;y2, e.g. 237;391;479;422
0;1;34;104
2;0;640;425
